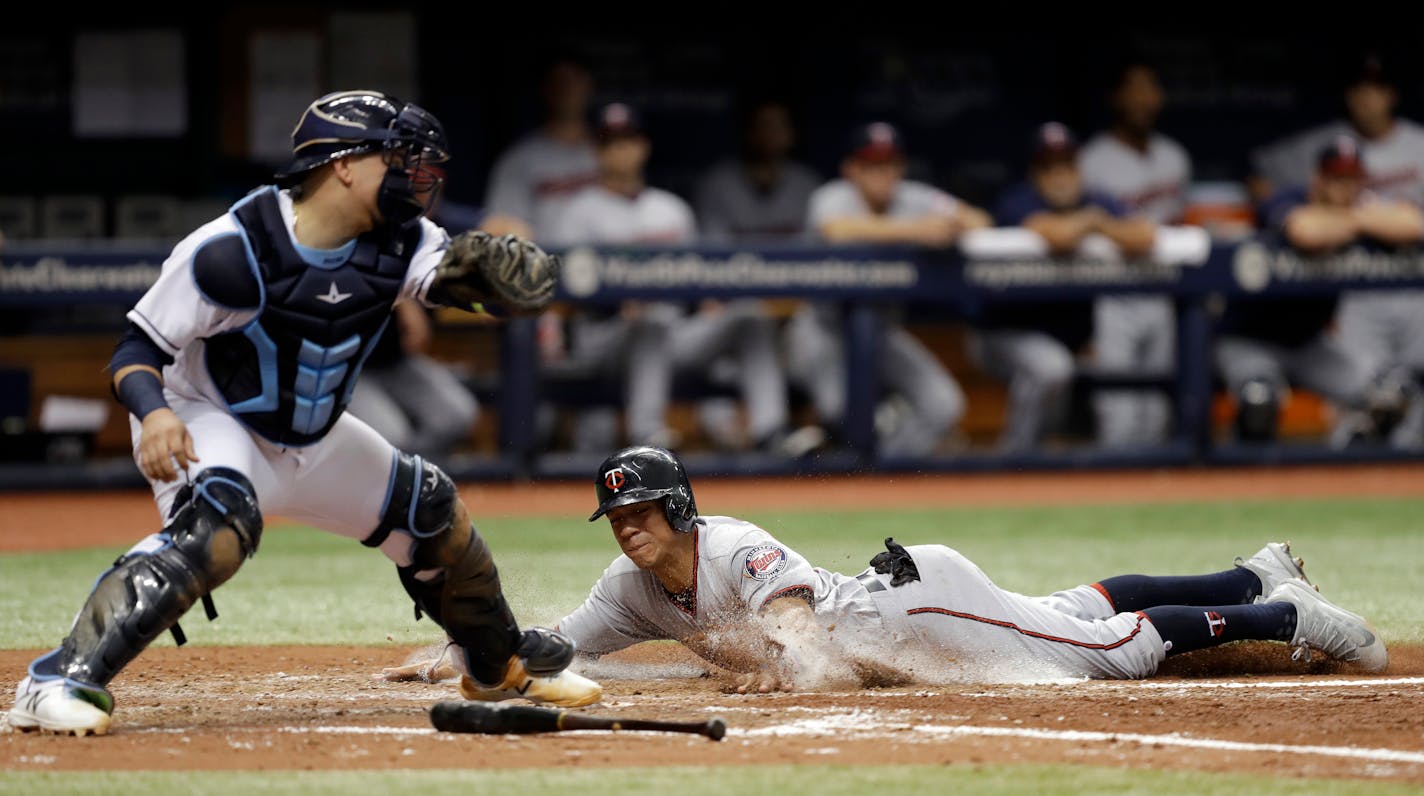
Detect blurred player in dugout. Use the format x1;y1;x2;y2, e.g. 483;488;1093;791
1078;58;1191;449
483;52;600;242
793;121;990;457
1218;134;1424;445
1251;53;1424;449
543;103;803;455
976;122;1156;452
347;170;533;460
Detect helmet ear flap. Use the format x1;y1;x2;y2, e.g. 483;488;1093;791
662;487;698;533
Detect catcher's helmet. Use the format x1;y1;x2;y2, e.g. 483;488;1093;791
274;90;449;227
588;446;698;533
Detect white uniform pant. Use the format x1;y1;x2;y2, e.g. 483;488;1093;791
865;545;1167;681
129;389;417;567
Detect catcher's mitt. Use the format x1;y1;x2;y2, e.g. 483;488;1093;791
427;231;560;315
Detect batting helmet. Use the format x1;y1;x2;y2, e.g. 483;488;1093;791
274;90;450;227
588;446;698;533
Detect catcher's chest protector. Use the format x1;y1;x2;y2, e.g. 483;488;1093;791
205;186;421;445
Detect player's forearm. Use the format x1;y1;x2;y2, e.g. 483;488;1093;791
1284;208;1359;251
681;629;777;674
1023;214;1091;254
818;216;927;244
1354;204;1424;245
1099;218;1157;258
957;205;994;231
110;324;176;419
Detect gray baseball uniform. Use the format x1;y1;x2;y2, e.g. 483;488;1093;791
1255;121;1424;443
546;185;790;451
693;159;823;243
483;131;600;242
795;179;966;457
1078;132;1190;447
557;515;1166;682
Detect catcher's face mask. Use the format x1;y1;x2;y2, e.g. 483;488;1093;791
376;104;450;229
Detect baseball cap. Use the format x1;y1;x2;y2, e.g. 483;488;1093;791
595;102;645;143
847;122;905;162
1031;121;1078;168
1347;52;1395;89
1318;134;1368;178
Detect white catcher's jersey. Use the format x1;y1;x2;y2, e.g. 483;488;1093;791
1078;132;1191;223
1252;119;1424;205
806;178;962;234
556;515;883;656
546;184;697;247
483;132;600;242
127;188;448;410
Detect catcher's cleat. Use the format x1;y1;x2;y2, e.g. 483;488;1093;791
459;658;602;708
1266;578;1388;673
6;675;113;737
1236;541;1314;603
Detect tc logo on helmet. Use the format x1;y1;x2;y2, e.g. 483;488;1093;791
604;468;626;492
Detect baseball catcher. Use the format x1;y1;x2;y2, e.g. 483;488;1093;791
8;90;593;737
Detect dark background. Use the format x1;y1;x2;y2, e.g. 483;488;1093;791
4;14;1420;222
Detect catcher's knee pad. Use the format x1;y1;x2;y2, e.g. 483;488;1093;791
370;453;520;685
363;452;458;550
55;467;262;687
1234;378;1280;442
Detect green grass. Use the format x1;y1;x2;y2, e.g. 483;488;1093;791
1;497;1420;649
1;765;1419;796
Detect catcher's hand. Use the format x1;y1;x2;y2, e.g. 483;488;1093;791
428;231;560;315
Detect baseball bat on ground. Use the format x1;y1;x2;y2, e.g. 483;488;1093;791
430;701;727;741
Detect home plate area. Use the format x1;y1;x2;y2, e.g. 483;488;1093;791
3;642;1422;782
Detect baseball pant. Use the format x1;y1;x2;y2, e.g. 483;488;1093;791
548;306;677;451
865;544;1167;681
968;328;1075;452
1337;289;1424;448
1093;295;1174;448
346;354;479;459
786;303;964;457
665;300;789;446
128;387;417;567
1214;333;1370;410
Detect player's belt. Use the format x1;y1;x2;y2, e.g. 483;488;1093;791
855;571;887;593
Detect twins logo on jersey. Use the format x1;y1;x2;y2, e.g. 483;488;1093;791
743;545;787;580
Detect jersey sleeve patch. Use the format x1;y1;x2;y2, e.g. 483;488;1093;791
743;545;789;581
191;233;261;310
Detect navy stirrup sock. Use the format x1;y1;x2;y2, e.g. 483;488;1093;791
1097;569;1262;613
1142;603;1297;656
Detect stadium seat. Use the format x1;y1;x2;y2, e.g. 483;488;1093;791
0;196;39;240
114;194;183;240
40;195;106;239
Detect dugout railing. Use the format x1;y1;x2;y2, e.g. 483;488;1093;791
2;230;1423;488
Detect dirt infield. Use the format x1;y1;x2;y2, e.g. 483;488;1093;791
3;644;1422;781
3;464;1423;782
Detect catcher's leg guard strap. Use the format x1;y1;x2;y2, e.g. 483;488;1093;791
55;467;262;686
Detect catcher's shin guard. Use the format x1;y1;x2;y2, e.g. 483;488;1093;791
51;467;262;687
373;454;523;685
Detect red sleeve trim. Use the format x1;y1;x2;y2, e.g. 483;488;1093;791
759;584;814;611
